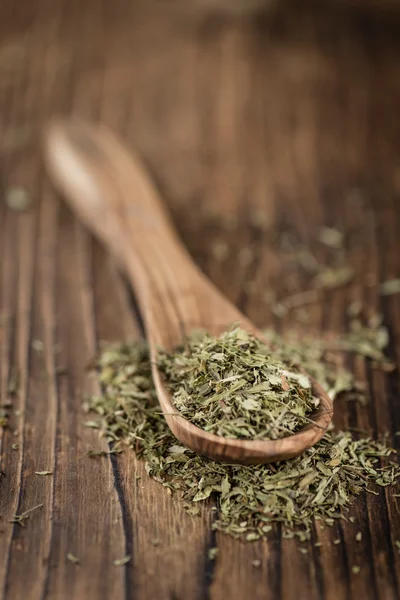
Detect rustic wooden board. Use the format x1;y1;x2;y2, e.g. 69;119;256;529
1;1;400;599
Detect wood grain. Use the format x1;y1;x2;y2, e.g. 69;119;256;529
1;0;400;598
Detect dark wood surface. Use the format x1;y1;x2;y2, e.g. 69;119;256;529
1;1;400;599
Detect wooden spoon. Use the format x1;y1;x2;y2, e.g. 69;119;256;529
44;118;333;465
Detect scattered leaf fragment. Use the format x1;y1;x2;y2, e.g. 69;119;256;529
380;278;400;296
67;553;80;565
9;503;43;527
208;547;219;560
317;227;344;249
5;186;31;212
313;266;354;290
347;301;363;318
7;372;19;396
246;533;260;542
32;339;44;352
84;421;100;429
211;241;229;262
86;449;108;458
113;555;132;566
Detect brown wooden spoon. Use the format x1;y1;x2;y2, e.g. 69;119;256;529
44;118;333;465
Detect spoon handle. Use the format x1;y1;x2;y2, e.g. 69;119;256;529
44;119;202;331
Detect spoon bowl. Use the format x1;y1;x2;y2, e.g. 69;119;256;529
44;118;333;464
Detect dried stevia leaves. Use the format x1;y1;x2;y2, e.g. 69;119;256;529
86;337;400;542
157;327;319;441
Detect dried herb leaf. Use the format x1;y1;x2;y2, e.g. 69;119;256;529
211;241;230;262
5;186;31;212
32;339;44;352
313;266;354;290
380;278;400;296
86;449;109;458
67;553;80;565
9;503;43;527
317;227;344;249
113;555;132;566
83;421;100;429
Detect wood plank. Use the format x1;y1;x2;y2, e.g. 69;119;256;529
1;2;126;599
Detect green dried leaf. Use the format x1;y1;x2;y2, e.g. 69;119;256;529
84;421;100;429
9;503;43;527
313;266;354;290
7;371;19;396
113;555;132;566
86;449;108;458
32;339;44;352
380;278;400;296
193;487;213;502
168;445;188;454
5;186;31;212
221;475;231;499
317;227;344;249
246;533;260;542
67;553;80;565
211;241;230;262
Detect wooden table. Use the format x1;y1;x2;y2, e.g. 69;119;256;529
1;1;400;599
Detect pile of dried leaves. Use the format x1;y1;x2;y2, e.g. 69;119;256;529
158;327;319;440
86;333;400;542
